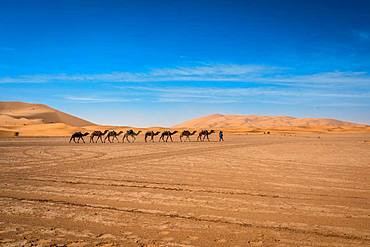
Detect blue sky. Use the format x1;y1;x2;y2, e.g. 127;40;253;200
0;0;370;126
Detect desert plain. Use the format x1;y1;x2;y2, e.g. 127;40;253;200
0;132;369;246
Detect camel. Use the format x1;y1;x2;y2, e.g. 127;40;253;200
69;132;89;143
122;129;142;143
145;131;161;142
180;130;197;142
89;130;109;143
159;130;178;142
197;130;215;142
104;130;124;143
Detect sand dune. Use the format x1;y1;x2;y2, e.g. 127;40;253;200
173;114;368;132
0;101;94;127
0;102;96;136
0;102;369;137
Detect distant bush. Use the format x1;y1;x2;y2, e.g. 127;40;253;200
14;132;19;137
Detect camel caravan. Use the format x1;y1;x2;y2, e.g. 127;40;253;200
69;129;218;143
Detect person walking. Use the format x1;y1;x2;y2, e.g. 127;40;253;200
219;130;224;142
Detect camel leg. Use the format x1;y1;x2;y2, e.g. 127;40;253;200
69;136;73;143
187;136;190;142
81;137;85;143
170;135;174;142
145;135;147;142
132;136;136;143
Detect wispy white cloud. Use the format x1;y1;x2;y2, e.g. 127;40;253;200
63;96;139;103
121;86;370;98
0;64;274;83
0;47;15;52
264;71;370;85
1;64;370;89
108;85;370;105
353;30;370;41
314;102;370;107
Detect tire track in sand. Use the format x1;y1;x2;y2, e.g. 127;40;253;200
1;195;369;243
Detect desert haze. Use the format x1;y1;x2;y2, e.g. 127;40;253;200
0;101;369;246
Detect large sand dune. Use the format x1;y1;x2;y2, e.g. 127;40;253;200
0;102;95;136
174;113;365;128
0;101;94;127
173;114;369;133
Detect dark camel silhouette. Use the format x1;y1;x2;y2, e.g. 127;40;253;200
145;131;161;142
69;132;89;143
89;130;109;143
159;130;178;142
180;130;197;142
122;129;142;143
104;130;124;143
197;130;215;142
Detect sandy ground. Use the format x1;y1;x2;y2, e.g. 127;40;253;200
0;133;369;246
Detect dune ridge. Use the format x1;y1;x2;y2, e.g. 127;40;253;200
173;114;367;129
